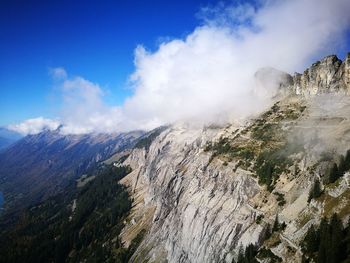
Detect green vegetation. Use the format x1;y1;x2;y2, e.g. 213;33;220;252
301;213;349;263
324;150;350;184
0;164;142;263
308;179;322;202
258;248;282;263
134;126;166;151
114;229;147;262
328;163;340;184
205;137;255;161
251;123;279;142
255;148;292;191
238;214;285;262
272;214;286;232
274;192;286;206
205;137;256;168
256;214;264;224
235;244;258;263
206;101;305;191
118;153;130;164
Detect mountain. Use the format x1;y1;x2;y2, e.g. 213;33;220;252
1;53;350;263
0;163;134;263
0;128;143;216
0;128;22;151
118;53;350;262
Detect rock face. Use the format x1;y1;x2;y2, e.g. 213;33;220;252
119;54;350;262
293;53;350;96
122;126;264;262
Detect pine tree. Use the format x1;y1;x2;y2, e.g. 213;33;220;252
313;179;322;198
328;163;339;184
339;155;346;177
329;214;344;263
345;150;350;171
237;245;245;263
308;179;322;202
244;244;258;263
301;214;349;263
317;218;329;263
261;223;272;241
303;225;319;254
345;218;350;258
273;214;279;232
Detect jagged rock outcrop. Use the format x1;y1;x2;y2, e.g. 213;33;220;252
119;54;350;263
293;53;350;96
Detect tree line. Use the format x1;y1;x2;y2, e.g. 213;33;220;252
302;213;350;263
0;164;140;263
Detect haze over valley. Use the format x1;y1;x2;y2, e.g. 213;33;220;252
1;1;350;262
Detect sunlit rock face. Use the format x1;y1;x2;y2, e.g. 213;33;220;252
123;125;264;263
120;54;350;263
293;54;350;96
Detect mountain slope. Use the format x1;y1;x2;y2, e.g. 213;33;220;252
0;128;143;215
0;128;23;151
117;54;350;262
0;164;134;263
1;54;350;262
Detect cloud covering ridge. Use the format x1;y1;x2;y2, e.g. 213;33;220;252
9;0;350;135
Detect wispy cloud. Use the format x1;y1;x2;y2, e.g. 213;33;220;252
9;0;350;135
49;67;67;80
121;0;350;129
58;75;122;134
7;117;60;135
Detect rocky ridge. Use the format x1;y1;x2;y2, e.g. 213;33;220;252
0;129;143;214
293;53;350;96
119;54;350;263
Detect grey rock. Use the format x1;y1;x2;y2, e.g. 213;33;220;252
292;54;350;96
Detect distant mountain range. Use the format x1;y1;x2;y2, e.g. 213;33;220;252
0;128;22;151
1;54;350;262
0;128;143;218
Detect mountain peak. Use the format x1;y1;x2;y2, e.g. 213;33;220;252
292;53;350;96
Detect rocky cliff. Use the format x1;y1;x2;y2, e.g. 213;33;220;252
119;54;350;262
293;53;350;96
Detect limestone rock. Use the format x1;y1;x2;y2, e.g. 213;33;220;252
293;54;350;96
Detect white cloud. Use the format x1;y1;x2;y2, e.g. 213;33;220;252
7;117;60;135
58;76;123;134
49;67;67;80
120;0;350;130
9;0;350;134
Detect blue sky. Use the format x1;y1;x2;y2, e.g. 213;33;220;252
0;0;220;126
1;0;350;133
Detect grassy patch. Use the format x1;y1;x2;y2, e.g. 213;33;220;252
296;213;312;228
255;147;292;191
134;127;167;152
205;100;306;190
323;189;350;218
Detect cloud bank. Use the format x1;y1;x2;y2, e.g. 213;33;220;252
9;0;350;135
8;117;60;135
